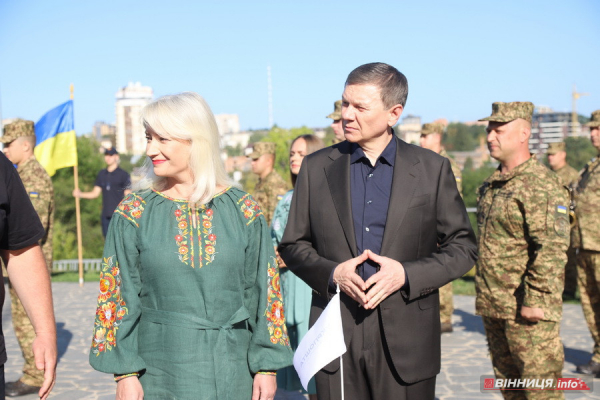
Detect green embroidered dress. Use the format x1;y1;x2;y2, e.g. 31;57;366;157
89;188;293;400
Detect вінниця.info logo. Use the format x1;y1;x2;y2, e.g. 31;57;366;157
480;375;593;392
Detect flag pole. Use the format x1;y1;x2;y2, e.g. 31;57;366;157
337;285;344;400
70;84;84;287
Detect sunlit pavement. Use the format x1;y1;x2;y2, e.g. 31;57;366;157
2;285;598;399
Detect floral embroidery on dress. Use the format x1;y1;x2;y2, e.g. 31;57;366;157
173;203;217;268
115;194;146;227
265;257;290;346
238;194;263;225
91;256;128;356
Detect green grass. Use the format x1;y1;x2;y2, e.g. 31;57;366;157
453;276;476;296
51;271;101;283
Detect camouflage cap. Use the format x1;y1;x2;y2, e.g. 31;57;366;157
478;102;534;123
248;142;276;159
546;142;566;155
326;100;342;120
421;122;444;136
0;119;35;144
585;110;600;128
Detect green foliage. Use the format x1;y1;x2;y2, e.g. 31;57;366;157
462;162;497;233
51;270;101;282
565;136;597;171
52;136;106;260
224;144;243;157
322;126;337;146
259;126;314;182
443;123;486;152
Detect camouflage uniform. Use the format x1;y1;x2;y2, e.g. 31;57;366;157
573;110;600;365
327;100;343;145
476;103;569;400
547;142;580;298
253;170;288;226
248;142;289;225
425;123;463;326
438;149;461;325
0;120;54;388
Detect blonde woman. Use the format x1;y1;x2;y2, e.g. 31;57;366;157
89;92;292;400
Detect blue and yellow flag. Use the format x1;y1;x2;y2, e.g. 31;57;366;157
34;100;78;176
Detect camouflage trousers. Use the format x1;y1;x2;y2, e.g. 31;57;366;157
483;316;564;400
8;282;45;387
439;282;453;325
577;250;600;363
563;247;578;297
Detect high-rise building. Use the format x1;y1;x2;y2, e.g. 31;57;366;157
530;106;586;155
215;114;240;136
93;121;116;142
396;114;421;145
115;82;153;155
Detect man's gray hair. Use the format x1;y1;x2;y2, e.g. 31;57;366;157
345;62;408;108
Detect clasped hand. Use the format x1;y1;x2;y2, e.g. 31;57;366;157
332;250;405;309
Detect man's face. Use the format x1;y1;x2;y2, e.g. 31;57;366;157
331;119;344;141
2;137;27;166
547;151;566;170
419;133;441;152
104;154;119;167
341;84;397;145
486;120;526;163
591;127;600;152
251;154;272;176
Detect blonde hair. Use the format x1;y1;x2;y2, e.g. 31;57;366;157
134;92;238;204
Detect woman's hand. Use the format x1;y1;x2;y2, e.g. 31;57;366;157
116;376;144;400
275;249;287;268
251;374;276;400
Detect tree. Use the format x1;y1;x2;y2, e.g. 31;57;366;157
52;136;106;260
443;123;486;152
565;136;597;171
462;162;497;232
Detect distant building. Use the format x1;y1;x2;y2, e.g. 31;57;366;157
93;121;116;143
115;82;153;155
222;131;251;149
396;114;421;145
448;137;491;171
530;106;586;155
215;114;240;136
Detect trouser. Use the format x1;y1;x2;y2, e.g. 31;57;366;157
0;364;5;400
315;306;436;400
482;316;564;400
8;283;44;387
577;250;600;363
439;283;454;325
101;214;112;237
563;246;578;297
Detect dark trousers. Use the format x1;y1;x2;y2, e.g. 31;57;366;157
101;215;112;238
316;306;436;400
0;364;5;400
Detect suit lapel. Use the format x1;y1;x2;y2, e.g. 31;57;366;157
325;143;358;257
381;137;421;255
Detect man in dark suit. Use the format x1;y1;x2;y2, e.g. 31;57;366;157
279;62;477;400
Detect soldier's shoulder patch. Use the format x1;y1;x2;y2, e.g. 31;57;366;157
29;191;39;199
554;204;569;237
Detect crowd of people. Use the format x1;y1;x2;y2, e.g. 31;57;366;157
0;61;599;400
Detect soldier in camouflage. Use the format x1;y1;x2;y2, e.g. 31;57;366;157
573;110;600;376
475;102;569;400
327;100;345;144
1;119;55;396
546;142;580;300
248;142;289;226
420;121;463;333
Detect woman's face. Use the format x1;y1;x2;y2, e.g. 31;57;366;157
289;137;307;176
145;127;192;183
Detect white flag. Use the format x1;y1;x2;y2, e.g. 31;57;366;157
293;291;346;391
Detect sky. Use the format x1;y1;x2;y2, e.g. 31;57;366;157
1;0;599;135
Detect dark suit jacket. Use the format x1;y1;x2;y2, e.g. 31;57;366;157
279;136;478;383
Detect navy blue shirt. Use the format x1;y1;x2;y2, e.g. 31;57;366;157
350;136;396;281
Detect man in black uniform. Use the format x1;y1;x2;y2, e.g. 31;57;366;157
0;152;57;400
72;147;131;236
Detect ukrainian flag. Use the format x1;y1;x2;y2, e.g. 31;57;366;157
34;100;77;176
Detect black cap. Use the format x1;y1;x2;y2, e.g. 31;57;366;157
104;147;118;155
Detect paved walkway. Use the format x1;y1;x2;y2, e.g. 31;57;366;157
2;283;598;399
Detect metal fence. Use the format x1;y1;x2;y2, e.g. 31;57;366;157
52;259;103;272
